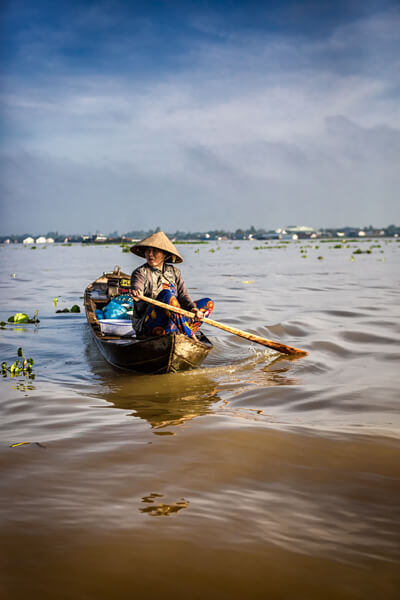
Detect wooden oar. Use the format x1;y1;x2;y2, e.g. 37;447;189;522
136;294;308;357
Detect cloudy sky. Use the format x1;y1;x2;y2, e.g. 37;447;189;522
1;0;399;235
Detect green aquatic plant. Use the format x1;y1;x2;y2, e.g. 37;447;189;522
8;313;29;323
56;304;81;313
2;347;35;379
353;249;372;255
7;310;40;324
317;256;324;260
254;245;287;250
174;240;208;245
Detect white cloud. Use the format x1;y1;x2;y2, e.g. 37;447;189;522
1;7;399;232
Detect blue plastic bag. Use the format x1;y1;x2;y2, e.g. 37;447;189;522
111;294;133;307
103;300;130;320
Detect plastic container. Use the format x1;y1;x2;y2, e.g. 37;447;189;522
98;319;134;336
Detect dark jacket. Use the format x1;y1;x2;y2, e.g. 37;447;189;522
130;263;196;333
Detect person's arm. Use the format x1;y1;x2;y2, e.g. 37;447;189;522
130;267;145;301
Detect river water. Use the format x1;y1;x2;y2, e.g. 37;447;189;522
1;239;399;599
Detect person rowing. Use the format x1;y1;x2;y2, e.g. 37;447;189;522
130;231;214;338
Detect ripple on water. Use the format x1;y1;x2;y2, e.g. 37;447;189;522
308;340;352;356
339;330;400;345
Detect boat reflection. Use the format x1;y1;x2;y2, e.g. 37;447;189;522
97;371;220;430
83;323;220;430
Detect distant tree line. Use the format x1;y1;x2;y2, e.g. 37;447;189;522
1;224;400;244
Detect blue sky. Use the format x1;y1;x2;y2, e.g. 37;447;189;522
1;0;399;234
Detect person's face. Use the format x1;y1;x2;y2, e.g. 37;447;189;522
145;247;166;269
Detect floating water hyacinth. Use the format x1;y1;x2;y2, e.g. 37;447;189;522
2;347;35;379
8;313;29;323
7;310;40;324
55;304;80;313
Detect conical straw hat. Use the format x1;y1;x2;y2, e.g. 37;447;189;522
130;231;183;263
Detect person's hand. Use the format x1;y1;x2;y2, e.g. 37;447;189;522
131;290;142;301
192;308;204;321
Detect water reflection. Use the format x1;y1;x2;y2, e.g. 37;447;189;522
140;493;189;516
84;325;304;430
82;325;220;429
98;371;221;430
88;356;301;432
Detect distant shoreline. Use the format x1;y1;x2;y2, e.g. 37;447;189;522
1;225;399;245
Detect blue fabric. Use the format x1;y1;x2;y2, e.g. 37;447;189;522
142;284;214;338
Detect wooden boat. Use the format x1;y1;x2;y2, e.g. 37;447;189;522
84;266;213;374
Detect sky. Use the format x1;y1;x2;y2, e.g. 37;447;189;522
1;0;399;235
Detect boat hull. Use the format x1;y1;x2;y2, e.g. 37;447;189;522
91;330;211;374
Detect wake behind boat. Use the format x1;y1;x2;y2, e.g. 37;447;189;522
84;266;213;374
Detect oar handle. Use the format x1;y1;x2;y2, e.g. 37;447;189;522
136;294;308;357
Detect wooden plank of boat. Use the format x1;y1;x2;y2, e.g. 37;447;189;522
84;266;213;374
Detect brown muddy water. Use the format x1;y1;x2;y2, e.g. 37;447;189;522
1;239;400;600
